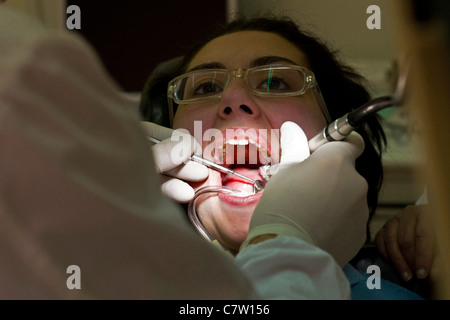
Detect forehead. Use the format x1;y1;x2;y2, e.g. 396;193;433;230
188;30;309;69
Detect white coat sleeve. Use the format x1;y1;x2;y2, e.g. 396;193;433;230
235;236;351;299
0;7;255;299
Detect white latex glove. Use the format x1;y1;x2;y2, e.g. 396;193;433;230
141;121;208;203
243;121;369;267
262;121;310;177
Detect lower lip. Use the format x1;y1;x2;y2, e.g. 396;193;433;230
218;191;263;206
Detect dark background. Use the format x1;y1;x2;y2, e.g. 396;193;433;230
67;1;226;92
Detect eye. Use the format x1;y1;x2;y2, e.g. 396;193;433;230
193;80;223;96
258;76;290;92
249;69;298;93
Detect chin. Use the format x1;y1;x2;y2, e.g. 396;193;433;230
197;196;256;250
217;222;252;252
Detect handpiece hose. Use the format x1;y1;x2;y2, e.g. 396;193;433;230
309;60;409;152
308;96;395;152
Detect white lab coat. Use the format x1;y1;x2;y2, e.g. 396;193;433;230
0;6;349;299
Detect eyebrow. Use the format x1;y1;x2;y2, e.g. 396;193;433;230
188;56;299;72
188;62;226;72
251;56;299;67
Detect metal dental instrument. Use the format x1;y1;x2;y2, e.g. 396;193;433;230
147;136;265;193
308;61;410;152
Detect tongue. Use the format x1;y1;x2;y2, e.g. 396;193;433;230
222;167;261;193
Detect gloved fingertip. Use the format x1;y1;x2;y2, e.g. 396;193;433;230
161;179;195;203
280;121;305;137
174;190;195;203
196;163;209;180
175;161;209;181
279;121;309;164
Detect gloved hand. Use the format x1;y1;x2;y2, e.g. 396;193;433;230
242;121;369;267
141;121;208;203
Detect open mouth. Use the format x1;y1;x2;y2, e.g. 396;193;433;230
214;129;273;197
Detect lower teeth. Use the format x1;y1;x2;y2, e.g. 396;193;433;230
230;191;253;197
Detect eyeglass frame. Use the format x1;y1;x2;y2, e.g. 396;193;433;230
166;64;332;125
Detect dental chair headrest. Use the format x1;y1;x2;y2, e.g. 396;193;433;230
139;56;183;128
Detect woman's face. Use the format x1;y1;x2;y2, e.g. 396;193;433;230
173;31;327;251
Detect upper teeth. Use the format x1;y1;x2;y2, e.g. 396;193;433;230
226;139;253;146
216;138;273;164
221;138;262;149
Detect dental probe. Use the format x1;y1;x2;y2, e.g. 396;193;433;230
147;136;265;193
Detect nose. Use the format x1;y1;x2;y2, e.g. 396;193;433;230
217;79;261;119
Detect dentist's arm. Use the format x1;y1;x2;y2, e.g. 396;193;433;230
0;7;253;299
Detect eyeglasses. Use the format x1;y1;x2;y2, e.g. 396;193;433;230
167;64;331;124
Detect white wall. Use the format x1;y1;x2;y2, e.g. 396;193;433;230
237;0;397;96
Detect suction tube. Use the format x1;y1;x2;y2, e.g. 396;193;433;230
188;185;242;242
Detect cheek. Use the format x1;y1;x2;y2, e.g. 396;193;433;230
173;105;216;137
265;99;327;139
